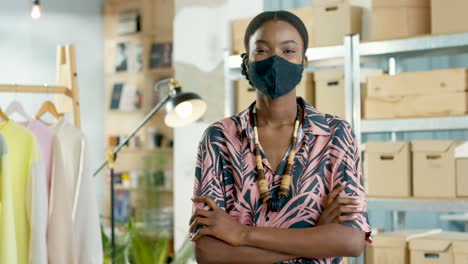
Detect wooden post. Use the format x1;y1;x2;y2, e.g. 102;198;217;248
56;45;81;127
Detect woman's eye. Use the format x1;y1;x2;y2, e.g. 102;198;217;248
284;49;296;54
255;49;267;54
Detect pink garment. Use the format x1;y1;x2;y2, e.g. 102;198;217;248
21;120;53;198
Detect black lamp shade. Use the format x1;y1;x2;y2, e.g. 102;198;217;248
164;92;207;127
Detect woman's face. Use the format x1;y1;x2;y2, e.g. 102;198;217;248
247;20;306;65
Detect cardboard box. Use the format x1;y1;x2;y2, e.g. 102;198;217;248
453;240;468;264
235;73;315;113
290;7;315;49
231;17;252;55
432;0;468;35
314;68;383;118
412;141;458;198
366;230;442;264
312;0;362;46
409;232;468;264
364;142;411;197
367;69;468;98
364;92;468;119
456;159;468;197
370;0;430;41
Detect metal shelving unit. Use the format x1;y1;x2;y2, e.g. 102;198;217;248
225;32;468;263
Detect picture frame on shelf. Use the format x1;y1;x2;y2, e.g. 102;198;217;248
130;44;144;73
110;83;124;110
116;10;141;36
149;42;172;69
115;42;129;72
109;82;144;111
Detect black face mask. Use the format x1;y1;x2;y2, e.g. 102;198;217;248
247;55;304;100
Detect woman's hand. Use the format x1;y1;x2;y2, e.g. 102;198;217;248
189;196;250;246
316;183;363;226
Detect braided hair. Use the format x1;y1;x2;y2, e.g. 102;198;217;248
240;11;309;86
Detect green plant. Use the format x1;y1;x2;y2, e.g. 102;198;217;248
102;220;188;264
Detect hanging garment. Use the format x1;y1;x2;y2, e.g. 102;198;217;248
48;119;102;264
21;120;54;200
0;120;48;264
0;133;18;264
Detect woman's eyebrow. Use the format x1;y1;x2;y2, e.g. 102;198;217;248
280;40;298;45
255;40;269;45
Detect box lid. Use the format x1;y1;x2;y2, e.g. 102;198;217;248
314;69;344;82
411;140;457;153
455;142;468;158
365;141;408;154
372;230;441;248
372;0;430;8
453;241;468;254
409;232;468;252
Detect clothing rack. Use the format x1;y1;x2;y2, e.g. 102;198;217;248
0;44;81;127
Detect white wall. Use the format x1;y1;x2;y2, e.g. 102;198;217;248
0;0;106;212
172;0;263;253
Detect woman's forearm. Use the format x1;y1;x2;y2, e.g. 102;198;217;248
242;224;365;259
195;236;297;264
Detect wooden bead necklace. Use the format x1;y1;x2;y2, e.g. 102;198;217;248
253;104;302;212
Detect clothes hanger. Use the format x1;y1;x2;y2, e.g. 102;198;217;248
35;100;64;121
0;107;9;121
5;99;32;121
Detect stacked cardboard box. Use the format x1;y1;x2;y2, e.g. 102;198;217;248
365;230;443;264
312;0;362;46
364;142;411;197
365;69;468;119
370;0;430;41
431;0;468;35
409;232;468;264
364;140;468;198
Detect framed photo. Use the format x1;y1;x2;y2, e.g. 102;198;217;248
132;44;144;72
149;43;172;69
110;83;124;109
116;10;141;35
115;42;129;72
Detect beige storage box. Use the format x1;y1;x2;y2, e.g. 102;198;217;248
312;0;362;46
367;69;468;97
457;159;468;197
453;240;468;264
366;230;442;264
231;17;252;55
364;142;411;197
314;68;383;118
370;0;430;41
409;232;468;264
412;141;459;198
431;0;468;35
364;69;468;119
235;73;314;113
290;7;315;48
455;142;468;197
364;93;468;119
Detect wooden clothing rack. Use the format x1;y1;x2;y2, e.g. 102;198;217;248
0;45;81;127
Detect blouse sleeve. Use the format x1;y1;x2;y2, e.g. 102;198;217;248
193;127;226;212
333;122;372;244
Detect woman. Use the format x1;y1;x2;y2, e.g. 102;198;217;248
190;11;370;264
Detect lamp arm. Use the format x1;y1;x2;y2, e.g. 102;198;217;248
93;93;173;177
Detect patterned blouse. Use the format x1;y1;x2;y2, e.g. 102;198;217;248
193;97;371;264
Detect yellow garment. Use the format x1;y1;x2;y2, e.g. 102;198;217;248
0;120;40;264
0;133;18;263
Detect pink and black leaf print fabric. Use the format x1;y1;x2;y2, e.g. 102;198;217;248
193;97;371;264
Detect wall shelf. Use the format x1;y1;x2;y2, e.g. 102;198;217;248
362;115;468;133
368;197;468;213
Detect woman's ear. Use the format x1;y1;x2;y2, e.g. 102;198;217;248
303;55;308;65
242;53;249;68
